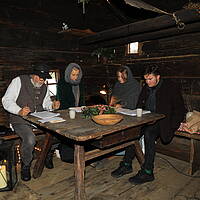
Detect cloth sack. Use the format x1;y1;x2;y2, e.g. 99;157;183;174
180;110;200;133
186;110;200;132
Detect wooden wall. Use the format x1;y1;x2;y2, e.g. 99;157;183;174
0;18;200;126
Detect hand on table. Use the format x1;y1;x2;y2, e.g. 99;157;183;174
18;106;31;116
52;100;60;110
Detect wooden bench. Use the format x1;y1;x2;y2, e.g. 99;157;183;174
156;130;200;175
0;129;45;141
0;129;46;163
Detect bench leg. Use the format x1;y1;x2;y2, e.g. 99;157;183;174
33;132;53;178
189;138;200;175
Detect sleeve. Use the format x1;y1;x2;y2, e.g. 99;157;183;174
171;83;186;129
1;77;22;115
42;87;53;111
56;80;74;109
136;86;146;109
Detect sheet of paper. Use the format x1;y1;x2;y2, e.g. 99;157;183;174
116;108;151;116
30;111;60;119
38;116;65;123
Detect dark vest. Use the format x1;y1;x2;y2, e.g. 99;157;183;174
10;75;47;124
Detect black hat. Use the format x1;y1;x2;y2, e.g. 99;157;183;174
33;64;52;80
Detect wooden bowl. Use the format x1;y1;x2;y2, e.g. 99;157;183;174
92;114;123;126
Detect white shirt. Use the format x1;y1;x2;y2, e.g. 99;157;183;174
2;77;53;115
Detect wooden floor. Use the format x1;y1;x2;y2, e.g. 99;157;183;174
0;153;200;200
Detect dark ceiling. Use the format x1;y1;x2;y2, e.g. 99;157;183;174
0;0;195;33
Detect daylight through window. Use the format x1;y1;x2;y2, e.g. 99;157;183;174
46;71;59;97
127;42;139;54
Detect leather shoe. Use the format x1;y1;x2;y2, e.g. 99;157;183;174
21;162;31;181
111;161;132;178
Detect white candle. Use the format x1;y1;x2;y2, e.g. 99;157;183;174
0;165;7;188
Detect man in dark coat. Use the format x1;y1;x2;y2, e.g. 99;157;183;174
111;66;186;184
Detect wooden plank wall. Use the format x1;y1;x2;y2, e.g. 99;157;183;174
0;25;200;126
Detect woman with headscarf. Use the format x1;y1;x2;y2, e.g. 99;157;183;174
110;66;140;109
44;63;85;169
109;66;141;173
57;63;84;109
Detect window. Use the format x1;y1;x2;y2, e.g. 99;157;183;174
127;42;139;54
46;70;59;97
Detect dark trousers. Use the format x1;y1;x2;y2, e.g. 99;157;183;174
123;123;160;171
12;123;36;166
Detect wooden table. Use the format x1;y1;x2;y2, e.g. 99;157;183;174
24;110;164;200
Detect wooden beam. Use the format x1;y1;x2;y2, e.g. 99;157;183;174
79;9;200;45
125;54;200;62
87;21;200;48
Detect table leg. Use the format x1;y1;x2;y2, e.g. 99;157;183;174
134;140;145;165
33;132;53;179
74;144;86;200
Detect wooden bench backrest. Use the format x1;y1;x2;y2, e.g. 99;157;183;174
0;129;45;141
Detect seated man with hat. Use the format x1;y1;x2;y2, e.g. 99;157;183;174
2;64;60;181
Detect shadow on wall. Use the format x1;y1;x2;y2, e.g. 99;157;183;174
85;95;107;106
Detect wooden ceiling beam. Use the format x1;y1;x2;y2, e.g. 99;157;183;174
79;9;200;45
83;21;200;48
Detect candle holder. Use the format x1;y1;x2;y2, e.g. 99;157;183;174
0;140;18;191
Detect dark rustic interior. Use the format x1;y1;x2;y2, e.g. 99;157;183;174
0;0;199;126
0;0;200;199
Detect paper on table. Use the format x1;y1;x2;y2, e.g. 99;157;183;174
116;108;151;116
30;111;60;119
38;116;65;123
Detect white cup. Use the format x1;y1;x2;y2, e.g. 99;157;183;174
69;109;76;119
136;108;143;117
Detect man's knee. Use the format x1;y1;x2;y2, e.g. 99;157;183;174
26;135;36;147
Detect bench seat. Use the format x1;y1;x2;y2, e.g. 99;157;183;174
156;130;200;175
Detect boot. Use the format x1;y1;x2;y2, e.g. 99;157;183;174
45;149;54;169
111;161;132;178
21;162;31;181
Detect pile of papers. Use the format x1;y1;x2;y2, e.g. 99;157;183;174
30;111;65;123
116;108;151;116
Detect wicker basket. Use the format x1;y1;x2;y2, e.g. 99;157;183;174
92;114;123;125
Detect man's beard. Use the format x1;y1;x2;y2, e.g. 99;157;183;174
31;79;43;88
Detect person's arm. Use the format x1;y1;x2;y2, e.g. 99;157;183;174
171;83;186;129
42;88;53;110
2;77;22;115
43;88;60;110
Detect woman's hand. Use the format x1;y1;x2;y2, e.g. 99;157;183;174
115;104;122;108
52;100;60;110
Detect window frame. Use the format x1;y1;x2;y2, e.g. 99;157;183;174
46;69;60;97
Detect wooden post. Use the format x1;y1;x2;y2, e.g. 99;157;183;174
134;140;145;165
74;144;86;200
33;132;53;179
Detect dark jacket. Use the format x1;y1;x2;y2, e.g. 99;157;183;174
57;79;85;110
137;79;186;143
